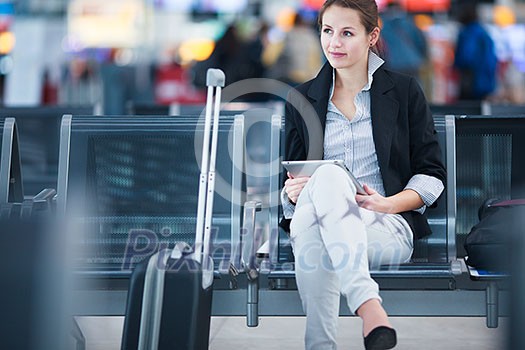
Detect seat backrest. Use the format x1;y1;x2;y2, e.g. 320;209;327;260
0;117;23;204
429;102;482;116
170;102;286;263
56;115;245;275
0;106;94;196
454;115;525;257
268;115;457;266
411;115;457;263
128;101;285;118
171;101;284;118
128;101;285;242
483;104;525;115
126;103;172;116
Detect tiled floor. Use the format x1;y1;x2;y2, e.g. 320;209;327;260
77;316;507;350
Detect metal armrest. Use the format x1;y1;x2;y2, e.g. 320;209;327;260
33;188;57;203
240;200;262;327
32;188;57;211
241;200;263;279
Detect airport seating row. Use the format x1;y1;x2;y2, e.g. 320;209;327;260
1;104;523;330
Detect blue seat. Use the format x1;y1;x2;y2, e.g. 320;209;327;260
57;115;246;276
239;115;459;325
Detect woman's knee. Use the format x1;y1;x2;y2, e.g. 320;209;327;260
310;164;356;193
311;163;346;181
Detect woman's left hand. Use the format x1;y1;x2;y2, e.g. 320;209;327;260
355;184;394;214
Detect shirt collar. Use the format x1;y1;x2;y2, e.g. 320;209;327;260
364;51;384;90
329;51;385;98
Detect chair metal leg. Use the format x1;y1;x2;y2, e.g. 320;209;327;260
486;281;499;328
247;277;259;327
71;317;86;350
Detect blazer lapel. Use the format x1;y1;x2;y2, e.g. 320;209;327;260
370;68;399;175
305;62;332;159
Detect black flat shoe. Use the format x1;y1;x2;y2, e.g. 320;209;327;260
364;326;397;350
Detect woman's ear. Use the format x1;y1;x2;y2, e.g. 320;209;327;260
369;27;380;47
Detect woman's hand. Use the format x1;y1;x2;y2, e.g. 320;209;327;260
284;172;310;204
355;184;394;214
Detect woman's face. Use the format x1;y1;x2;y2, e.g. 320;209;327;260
320;5;379;71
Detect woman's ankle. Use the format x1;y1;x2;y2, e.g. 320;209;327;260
357;299;392;337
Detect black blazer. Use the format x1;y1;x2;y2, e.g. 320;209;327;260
281;62;446;240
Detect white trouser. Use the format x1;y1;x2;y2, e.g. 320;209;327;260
289;164;414;350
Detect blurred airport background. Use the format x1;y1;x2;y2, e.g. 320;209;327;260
1;2;524;349
1;0;525;114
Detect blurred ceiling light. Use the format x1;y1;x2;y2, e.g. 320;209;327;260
0;31;14;54
68;0;146;48
178;39;215;63
494;5;516;27
276;7;296;32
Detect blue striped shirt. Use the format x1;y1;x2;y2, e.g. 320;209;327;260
282;52;443;219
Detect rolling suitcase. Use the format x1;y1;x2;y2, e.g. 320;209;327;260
121;68;226;350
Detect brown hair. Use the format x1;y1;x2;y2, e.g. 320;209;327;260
318;0;384;56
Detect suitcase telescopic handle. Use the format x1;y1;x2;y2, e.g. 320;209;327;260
190;68;225;271
206;68;225;88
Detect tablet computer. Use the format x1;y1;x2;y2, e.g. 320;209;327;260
281;159;366;195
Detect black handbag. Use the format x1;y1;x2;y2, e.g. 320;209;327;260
464;198;525;272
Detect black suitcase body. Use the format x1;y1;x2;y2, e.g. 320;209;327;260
159;258;212;349
121;69;225;350
121;250;213;350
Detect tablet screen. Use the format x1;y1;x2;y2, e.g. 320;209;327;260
281;160;366;195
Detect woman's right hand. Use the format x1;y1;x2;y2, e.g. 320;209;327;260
284;172;310;204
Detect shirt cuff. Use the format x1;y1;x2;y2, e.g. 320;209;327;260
404;174;445;214
281;188;295;219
